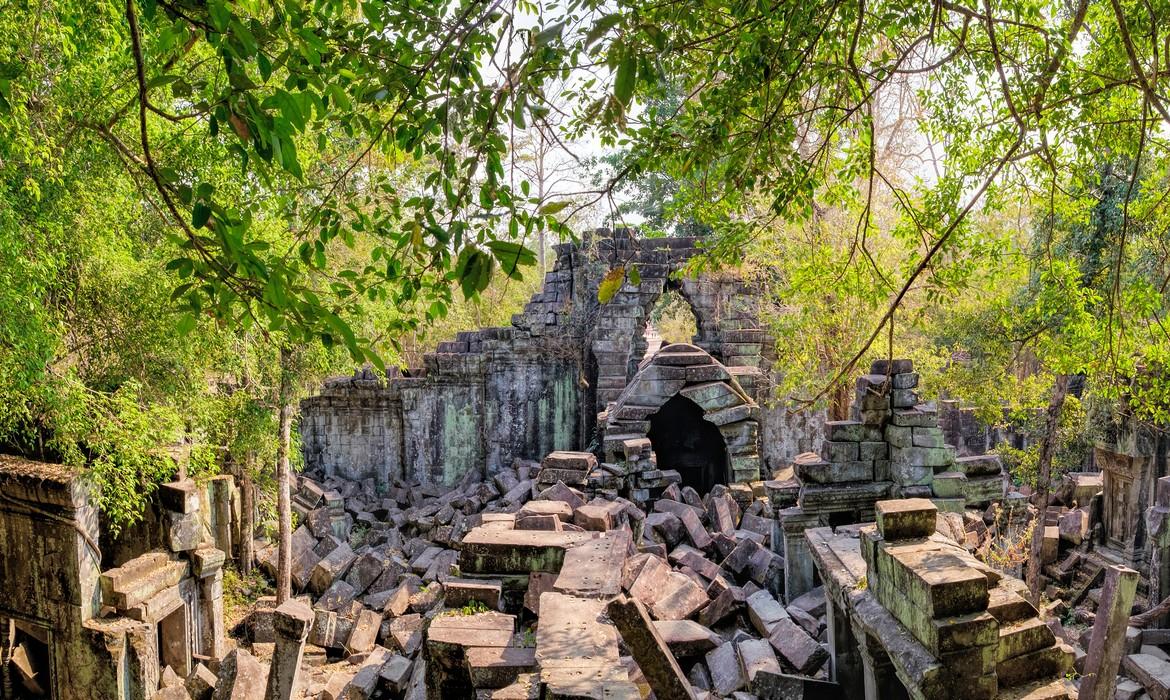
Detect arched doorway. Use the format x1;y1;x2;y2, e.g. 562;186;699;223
647;395;729;493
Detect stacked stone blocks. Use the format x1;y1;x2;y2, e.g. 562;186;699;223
861;499;1074;698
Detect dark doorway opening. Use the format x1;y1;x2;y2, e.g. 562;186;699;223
647;395;728;493
159;605;190;677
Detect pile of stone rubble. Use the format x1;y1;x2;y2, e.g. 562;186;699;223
218;449;839;699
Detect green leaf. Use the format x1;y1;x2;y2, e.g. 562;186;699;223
487;240;536;279
192;202;212;229
598;266;625;303
628;264;640;286
176;313;197;335
614;54;636;106
538;200;571;216
586;14;622;46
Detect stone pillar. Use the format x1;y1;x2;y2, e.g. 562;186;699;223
824;598;864;698
1146;477;1170;623
857;635;907;700
192;547;226;658
126;621;160;699
265;600;314;700
779;508;819;602
208;476;236;559
1079;565;1138;700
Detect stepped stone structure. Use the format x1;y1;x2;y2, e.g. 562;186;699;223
776;359;1007;601
808;498;1076;699
300;228;824;489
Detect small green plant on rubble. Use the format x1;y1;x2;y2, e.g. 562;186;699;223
223;566;273;631
348;523;370;549
855;575;868;591
459;600;490;616
515;627;537;648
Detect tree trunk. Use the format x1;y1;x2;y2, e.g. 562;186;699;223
275;346;295;603
1130;594;1170;628
1026;373;1072;605
2;617;14;699
829;381;851;421
240;454;255;576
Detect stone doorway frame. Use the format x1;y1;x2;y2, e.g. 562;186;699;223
603;343;761;484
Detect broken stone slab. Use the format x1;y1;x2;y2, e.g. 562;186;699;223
316;579;357;613
186;663;217;700
573;503;619;531
377;655;413;695
344;548;392;595
746;590;789;636
211;648;266;700
345;608;382;654
554;530;630;598
652;620;722;658
538;481;586;509
706;492;737;535
542;450;598;471
536;592;620;669
672;548;723;582
767;616;828;675
340;646;392;700
650;571;709;620
606;595;696;700
516;513;563;531
705;641;746;696
787;586;826;618
466;646;539;689
459;527;597;574
427;611;516;695
738;638;781;683
647;511;685;547
309;542;356;596
518;500;574;522
444;577;503;610
627;554;673;608
388;614;424;656
699;586;748;628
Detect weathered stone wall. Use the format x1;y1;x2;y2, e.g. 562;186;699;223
1096;409;1170;565
301;228;826;487
0;459;232;700
0;456;116;699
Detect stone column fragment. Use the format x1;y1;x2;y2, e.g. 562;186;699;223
1080;565;1138;700
264;600;314;700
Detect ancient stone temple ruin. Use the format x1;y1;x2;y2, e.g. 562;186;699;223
7;232;1170;700
300;228;820;492
0;456;235;699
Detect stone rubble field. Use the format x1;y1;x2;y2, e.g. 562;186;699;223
147;451;1170;700
188;451;838;700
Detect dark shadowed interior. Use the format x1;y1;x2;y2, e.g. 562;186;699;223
647;395;729;493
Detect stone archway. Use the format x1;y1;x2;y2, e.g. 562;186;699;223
603;343;761;486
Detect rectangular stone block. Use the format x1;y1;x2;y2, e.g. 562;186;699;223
859;441;888;461
891;408;938;427
912;427;946;448
158;481;200;514
824;420;864;442
891;445;953;468
820;441;859;463
876;499;937;540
